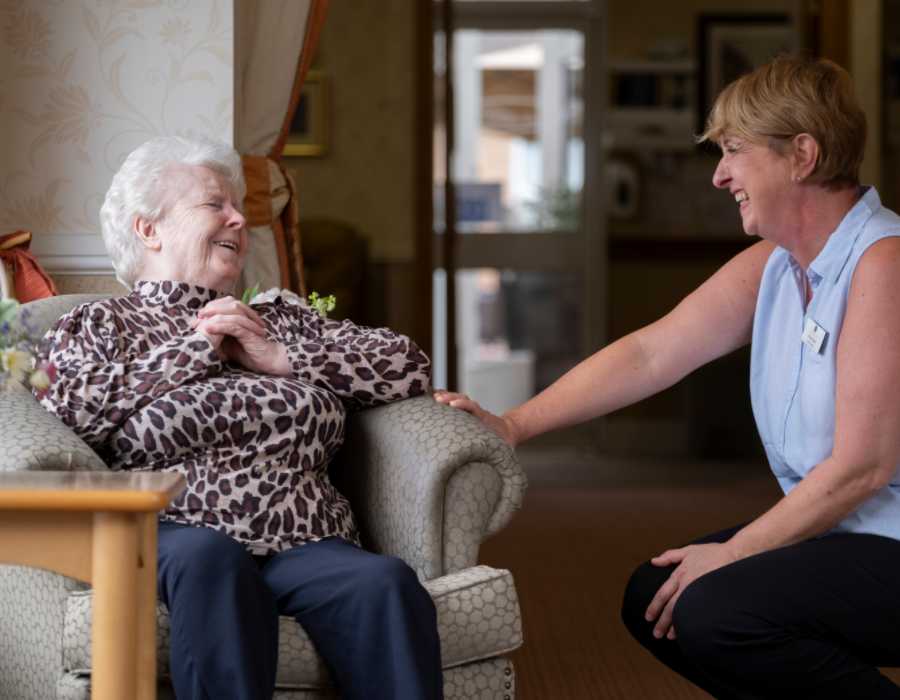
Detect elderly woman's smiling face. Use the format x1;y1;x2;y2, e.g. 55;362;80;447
137;164;247;292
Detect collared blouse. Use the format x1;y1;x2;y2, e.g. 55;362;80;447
751;187;900;540
37;280;431;554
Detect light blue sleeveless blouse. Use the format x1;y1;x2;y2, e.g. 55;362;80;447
750;187;900;540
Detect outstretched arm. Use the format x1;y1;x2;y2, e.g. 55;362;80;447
436;240;775;445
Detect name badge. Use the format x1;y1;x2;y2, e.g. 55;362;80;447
801;317;828;355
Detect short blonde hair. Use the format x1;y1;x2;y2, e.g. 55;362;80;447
698;54;866;189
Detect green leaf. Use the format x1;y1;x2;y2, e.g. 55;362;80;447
240;283;260;305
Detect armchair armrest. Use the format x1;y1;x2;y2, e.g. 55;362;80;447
0;383;107;473
333;395;526;580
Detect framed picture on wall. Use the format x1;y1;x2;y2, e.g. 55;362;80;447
284;70;329;157
696;14;796;135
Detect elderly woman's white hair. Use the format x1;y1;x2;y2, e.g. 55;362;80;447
100;135;246;287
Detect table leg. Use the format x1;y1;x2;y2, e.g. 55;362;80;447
136;512;158;700
92;512;138;700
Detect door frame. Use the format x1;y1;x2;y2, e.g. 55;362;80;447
431;0;609;392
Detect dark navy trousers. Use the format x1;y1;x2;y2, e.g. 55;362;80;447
622;524;900;699
157;522;443;700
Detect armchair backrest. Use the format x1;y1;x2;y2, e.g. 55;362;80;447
1;294;111;474
22;294;109;337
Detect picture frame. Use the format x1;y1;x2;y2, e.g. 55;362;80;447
696;14;796;135
284;70;329;157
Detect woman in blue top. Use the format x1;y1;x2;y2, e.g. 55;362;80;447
436;55;900;698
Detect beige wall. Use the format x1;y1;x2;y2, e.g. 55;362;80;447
850;0;883;189
0;1;234;277
284;0;417;264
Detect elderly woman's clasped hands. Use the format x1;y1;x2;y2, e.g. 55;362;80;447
192;296;290;376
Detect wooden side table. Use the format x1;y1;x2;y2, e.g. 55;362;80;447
0;471;185;700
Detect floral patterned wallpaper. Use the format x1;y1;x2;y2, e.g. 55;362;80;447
0;0;233;272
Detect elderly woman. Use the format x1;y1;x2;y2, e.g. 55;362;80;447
37;136;442;700
437;55;900;698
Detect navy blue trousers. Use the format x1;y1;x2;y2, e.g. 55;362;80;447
157;522;443;700
622;524;900;699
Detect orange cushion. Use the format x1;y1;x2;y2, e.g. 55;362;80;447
0;230;58;302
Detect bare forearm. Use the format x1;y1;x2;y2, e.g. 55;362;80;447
503;327;685;445
728;458;885;559
499;244;772;445
478;245;770;446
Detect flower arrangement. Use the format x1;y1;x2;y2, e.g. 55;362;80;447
0;298;55;396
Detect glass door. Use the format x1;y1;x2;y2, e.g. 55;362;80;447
433;1;606;437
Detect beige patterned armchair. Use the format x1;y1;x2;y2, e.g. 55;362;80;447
0;294;527;700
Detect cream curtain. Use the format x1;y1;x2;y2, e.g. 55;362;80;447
234;0;329;295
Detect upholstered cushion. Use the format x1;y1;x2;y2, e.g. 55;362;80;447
0;383;107;475
17;294;107;337
427;566;522;669
62;565;522;688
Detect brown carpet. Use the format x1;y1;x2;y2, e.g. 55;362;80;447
478;455;900;699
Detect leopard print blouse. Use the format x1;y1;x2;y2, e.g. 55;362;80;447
37;280;430;554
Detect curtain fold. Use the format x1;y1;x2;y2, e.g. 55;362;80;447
234;0;330;296
240;155;291;291
270;0;330;159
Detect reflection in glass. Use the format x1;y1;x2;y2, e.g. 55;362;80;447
434;30;584;233
435;268;582;414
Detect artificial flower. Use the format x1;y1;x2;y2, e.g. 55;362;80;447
29;367;50;392
1;347;33;383
0;299;54;394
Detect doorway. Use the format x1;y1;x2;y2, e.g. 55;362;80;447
432;1;607;451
